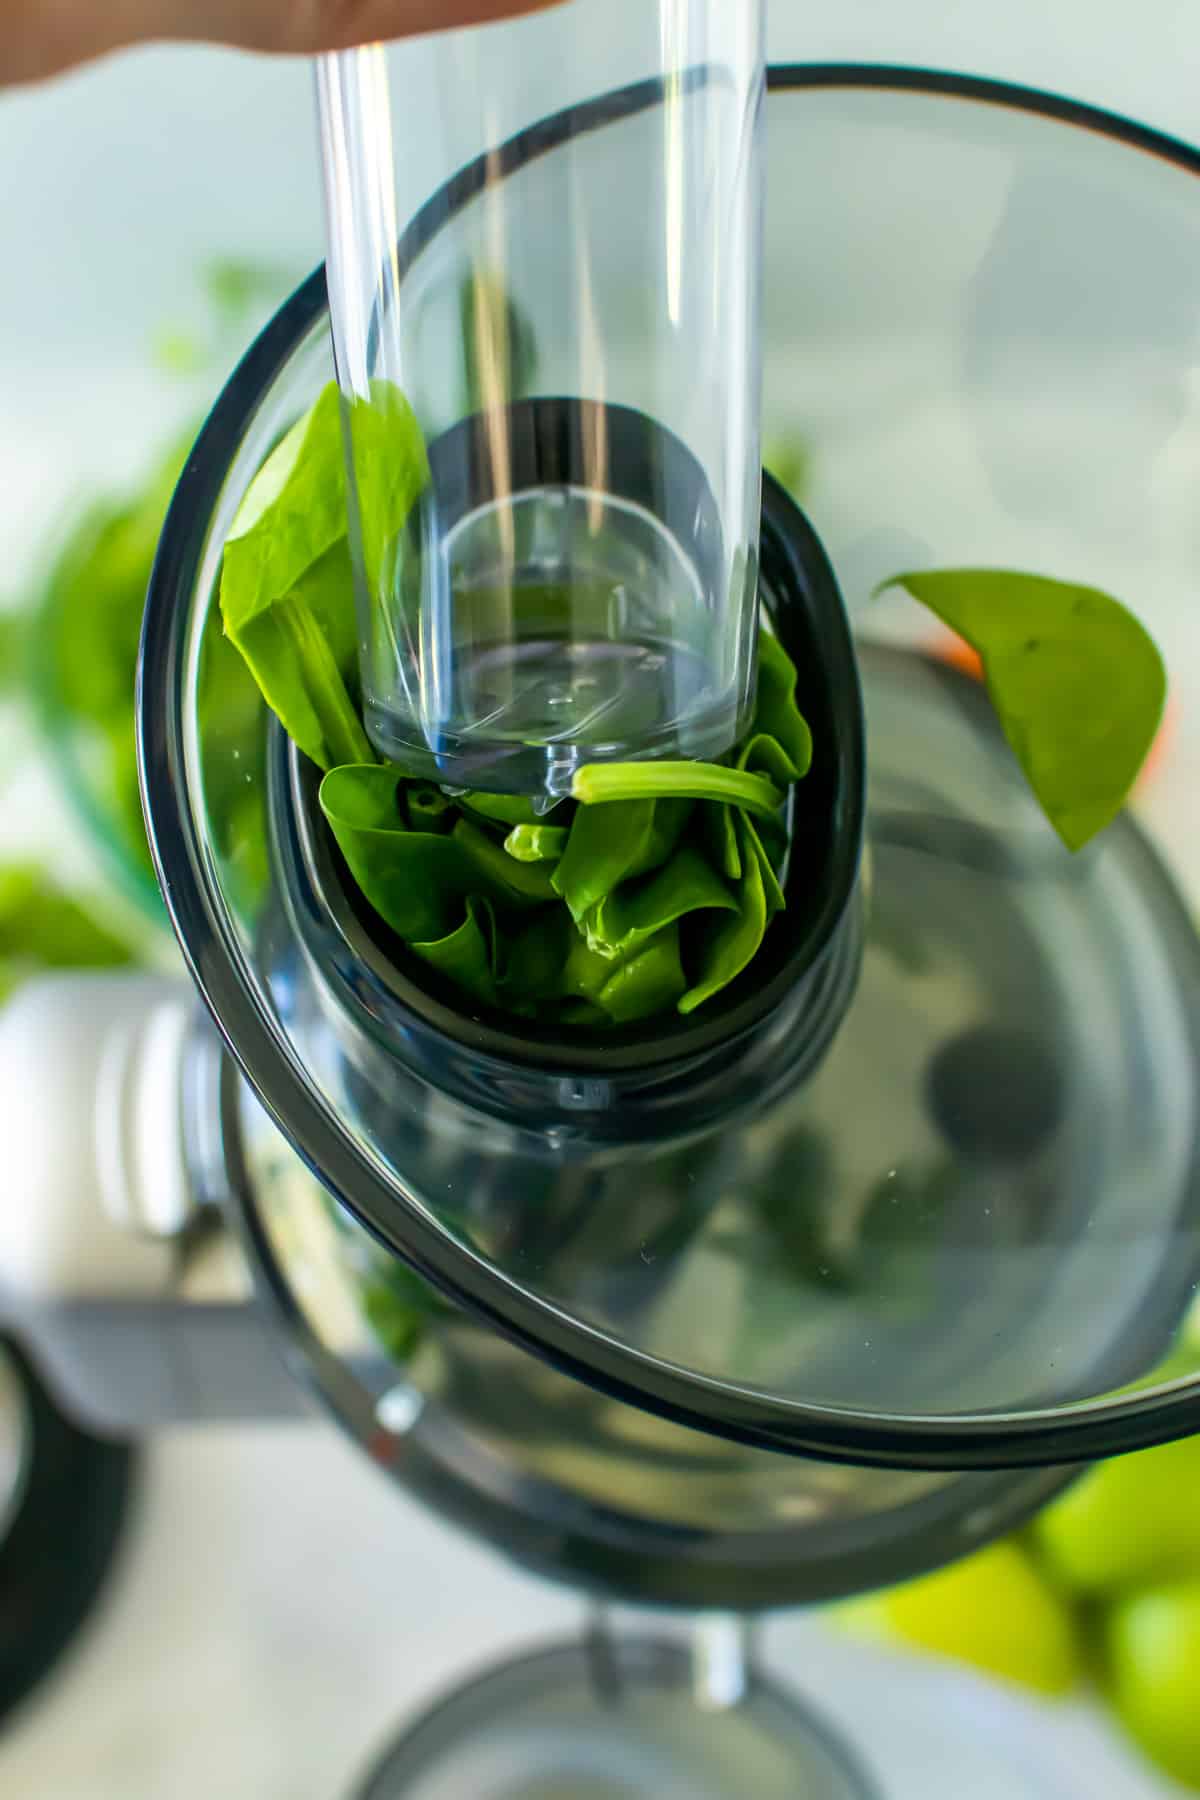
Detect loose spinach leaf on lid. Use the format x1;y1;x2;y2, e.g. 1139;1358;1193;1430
879;569;1166;851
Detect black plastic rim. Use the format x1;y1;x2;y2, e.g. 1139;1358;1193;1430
140;64;1200;1470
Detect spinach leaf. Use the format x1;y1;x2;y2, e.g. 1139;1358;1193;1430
680;814;769;1014
589;846;736;960
342;380;430;597
563;932;619;1002
410;896;498;1007
597;923;686;1022
0;612;27;697
221;379;429;771
879;569;1166;851
754;630;813;777
403;783;455;832
737;731;802;786
572;760;785;821
700;800;742;882
501;907;572;1003
452;817;559;907
221;387;372;770
0;864;133;1002
743;818;786;916
625;796;694;880
460;791;543;828
319;764;477;941
503;823;569;863
224;384;350;601
551;798;657;923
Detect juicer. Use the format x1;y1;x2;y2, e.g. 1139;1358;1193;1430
4;35;1200;1798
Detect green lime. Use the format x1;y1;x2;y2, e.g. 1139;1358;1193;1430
837;1540;1083;1696
1035;1436;1200;1596
1104;1579;1200;1788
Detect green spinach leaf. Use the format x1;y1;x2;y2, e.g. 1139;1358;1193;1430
700;800;742;882
460;791;543;828
221;387;371;769
319;764;477;941
589;846;736;960
879;569;1165;851
597;923;686;1022
551;798;657;923
754;630;813;777
680;814;769;1014
452;817;559;907
503;823;569;863
410;896;498;1007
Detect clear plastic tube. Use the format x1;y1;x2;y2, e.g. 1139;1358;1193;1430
316;2;765;798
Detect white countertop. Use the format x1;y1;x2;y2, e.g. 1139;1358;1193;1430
0;1418;1181;1800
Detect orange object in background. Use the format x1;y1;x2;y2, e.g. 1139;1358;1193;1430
931;630;1176;790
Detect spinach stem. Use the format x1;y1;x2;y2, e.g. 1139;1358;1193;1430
572;760;784;821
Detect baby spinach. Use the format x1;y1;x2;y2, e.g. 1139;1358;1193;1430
754;630;814;778
880;569;1166;851
319;764;477;941
221;387;370;770
596;924;687;1023
451;817;559;907
220;379;429;772
503;823;569;863
0;864;134;1003
551;798;658;924
680;814;769;1015
588;847;736;961
410;896;498;1008
460;791;542;828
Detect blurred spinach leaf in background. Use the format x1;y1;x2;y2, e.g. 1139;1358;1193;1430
0;863;133;1004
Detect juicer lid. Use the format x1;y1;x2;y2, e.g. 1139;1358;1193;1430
141;65;1200;1469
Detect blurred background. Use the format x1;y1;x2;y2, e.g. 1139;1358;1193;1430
2;2;1200;1795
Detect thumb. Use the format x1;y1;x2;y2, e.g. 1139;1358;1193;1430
7;0;564;86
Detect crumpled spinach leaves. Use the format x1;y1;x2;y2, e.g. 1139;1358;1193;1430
306;609;815;1025
220;378;429;773
319;765;477;942
680;813;770;1015
588;846;736;960
879;569;1165;852
411;896;498;1008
